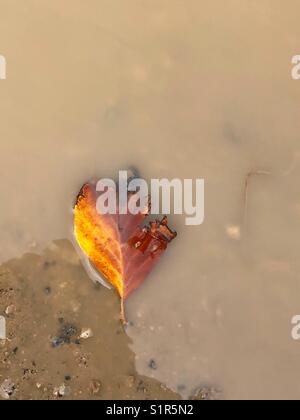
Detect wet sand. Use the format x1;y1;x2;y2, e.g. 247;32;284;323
0;240;182;400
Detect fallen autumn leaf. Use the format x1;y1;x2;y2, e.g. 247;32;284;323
73;181;177;323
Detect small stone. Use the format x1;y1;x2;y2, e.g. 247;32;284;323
51;336;65;348
80;328;93;339
89;379;102;395
191;385;222;401
44;287;51;295
0;379;16;399
60;324;78;339
51;322;79;347
136;380;147;393
148;359;157;370
5;305;16;315
53;384;71;398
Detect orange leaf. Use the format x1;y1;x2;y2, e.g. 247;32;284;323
73;182;177;323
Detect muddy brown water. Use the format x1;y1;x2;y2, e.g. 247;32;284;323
1;0;300;400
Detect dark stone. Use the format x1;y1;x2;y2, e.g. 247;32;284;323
148;359;157;370
44;287;51;295
51;322;79;348
51;336;65;348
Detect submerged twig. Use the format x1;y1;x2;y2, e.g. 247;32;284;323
242;152;300;233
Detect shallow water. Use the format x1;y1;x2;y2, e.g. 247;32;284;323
1;0;300;399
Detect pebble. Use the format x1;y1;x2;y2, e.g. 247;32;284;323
5;305;16;315
44;287;51;295
226;224;241;240
191;385;222;401
60;324;78;339
148;359;157;370
80;328;93;339
0;379;16;399
53;384;71;398
51;337;65;348
51;323;79;347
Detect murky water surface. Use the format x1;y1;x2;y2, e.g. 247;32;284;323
1;0;300;399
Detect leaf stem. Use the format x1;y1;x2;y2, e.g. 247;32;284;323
120;297;127;325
